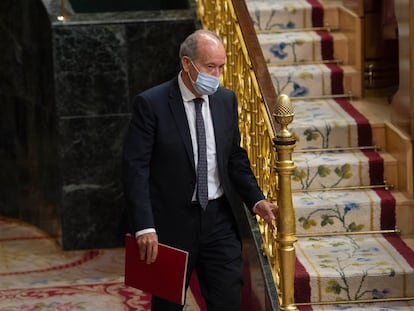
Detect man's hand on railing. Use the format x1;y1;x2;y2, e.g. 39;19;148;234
254;200;278;230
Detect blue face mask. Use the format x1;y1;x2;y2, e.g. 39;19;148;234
188;59;220;95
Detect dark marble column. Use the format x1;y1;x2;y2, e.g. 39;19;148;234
51;4;197;250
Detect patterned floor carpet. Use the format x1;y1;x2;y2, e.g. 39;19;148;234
0;216;202;311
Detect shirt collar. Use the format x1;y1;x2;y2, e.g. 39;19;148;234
178;71;208;103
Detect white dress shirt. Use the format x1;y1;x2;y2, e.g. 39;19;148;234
178;72;224;202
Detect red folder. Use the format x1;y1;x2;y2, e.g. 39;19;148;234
124;234;189;305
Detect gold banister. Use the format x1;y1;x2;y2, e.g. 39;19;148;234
196;0;277;198
196;1;298;310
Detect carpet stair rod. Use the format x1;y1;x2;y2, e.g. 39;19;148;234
256;26;332;34
292;183;394;193
268;59;342;67
289;93;353;101
294;145;381;153
296;229;401;238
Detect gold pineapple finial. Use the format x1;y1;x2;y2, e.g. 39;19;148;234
274;94;294;139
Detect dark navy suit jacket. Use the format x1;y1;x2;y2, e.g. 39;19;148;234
122;76;265;250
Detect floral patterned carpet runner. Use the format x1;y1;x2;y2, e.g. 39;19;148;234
246;0;414;309
290;98;372;150
258;30;334;64
293;188;396;235
295;233;414;303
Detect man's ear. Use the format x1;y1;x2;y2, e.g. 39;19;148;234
181;56;191;73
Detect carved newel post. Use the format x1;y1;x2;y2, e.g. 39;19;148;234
273;94;298;311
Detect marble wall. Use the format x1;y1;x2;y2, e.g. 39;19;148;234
0;0;196;249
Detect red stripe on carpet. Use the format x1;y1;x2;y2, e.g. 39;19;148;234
295;257;311;303
362;149;384;185
307;0;324;27
0;236;50;242
316;30;333;60
0;282;152;311
335;98;373;146
326;63;344;95
374;189;396;230
0;249;100;276
382;233;414;268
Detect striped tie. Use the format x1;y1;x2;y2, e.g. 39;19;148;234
193;98;208;210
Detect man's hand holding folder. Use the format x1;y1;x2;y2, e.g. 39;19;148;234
124;234;189;305
136;232;158;264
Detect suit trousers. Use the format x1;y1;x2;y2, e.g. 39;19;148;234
151;196;243;311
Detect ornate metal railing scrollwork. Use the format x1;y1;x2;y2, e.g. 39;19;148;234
195;0;277;204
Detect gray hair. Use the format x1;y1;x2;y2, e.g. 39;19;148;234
179;29;223;61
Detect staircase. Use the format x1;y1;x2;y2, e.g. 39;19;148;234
244;0;414;309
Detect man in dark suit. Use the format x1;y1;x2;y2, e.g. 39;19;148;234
122;29;277;311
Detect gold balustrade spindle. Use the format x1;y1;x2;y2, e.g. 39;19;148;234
274;94;298;311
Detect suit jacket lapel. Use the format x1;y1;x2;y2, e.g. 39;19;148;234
168;79;196;170
209;93;226;167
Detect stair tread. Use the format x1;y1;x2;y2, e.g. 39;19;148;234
258;31;348;65
268;63;359;97
295;233;414;303
293;188;395;235
247;0;317;31
290;98;370;150
292;150;389;190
